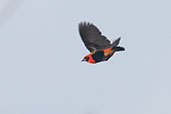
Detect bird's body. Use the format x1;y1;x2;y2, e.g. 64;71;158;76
79;22;125;64
84;48;113;63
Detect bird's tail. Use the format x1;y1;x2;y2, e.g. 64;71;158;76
111;37;125;52
111;37;121;47
113;46;125;51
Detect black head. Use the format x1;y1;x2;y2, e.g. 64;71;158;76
81;56;89;62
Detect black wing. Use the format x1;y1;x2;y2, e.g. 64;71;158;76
79;22;111;53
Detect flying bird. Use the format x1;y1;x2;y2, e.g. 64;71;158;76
79;22;125;64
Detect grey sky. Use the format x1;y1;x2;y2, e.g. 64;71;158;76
0;0;171;114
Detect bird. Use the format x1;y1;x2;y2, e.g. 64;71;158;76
79;22;125;64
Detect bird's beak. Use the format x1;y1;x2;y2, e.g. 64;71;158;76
81;58;86;62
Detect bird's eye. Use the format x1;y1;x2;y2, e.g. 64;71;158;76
86;57;89;61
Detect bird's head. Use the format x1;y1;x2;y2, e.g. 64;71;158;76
81;56;89;62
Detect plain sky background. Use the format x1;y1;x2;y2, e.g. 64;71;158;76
0;0;171;114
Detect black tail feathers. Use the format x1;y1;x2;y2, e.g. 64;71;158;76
114;46;125;52
111;37;125;51
111;37;121;47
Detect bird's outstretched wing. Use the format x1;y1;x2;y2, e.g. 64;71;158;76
79;22;111;53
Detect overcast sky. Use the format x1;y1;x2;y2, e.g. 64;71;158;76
0;0;171;114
